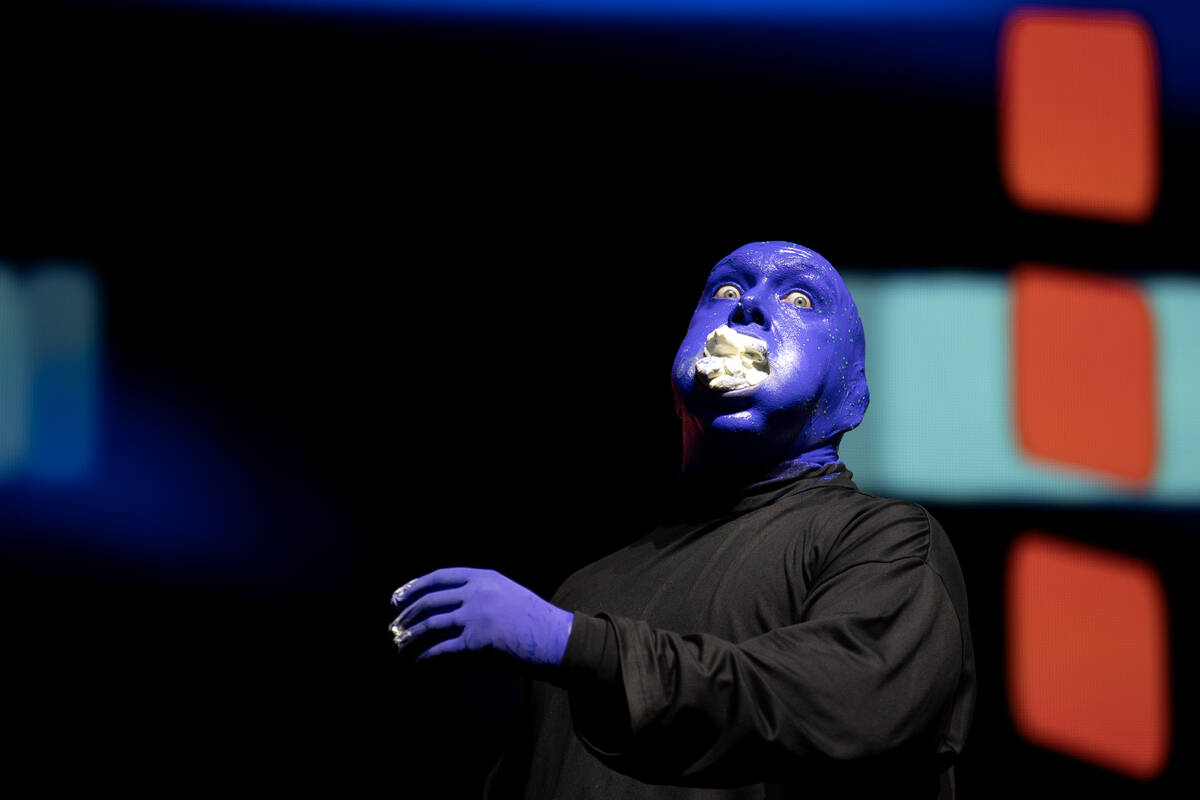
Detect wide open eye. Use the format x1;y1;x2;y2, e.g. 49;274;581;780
713;284;742;300
782;290;813;309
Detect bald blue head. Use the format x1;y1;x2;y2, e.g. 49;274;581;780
671;241;869;478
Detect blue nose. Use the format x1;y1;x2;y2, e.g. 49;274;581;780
728;299;768;329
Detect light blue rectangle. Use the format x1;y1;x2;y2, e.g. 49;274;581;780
1146;278;1200;501
0;267;30;479
838;270;1198;506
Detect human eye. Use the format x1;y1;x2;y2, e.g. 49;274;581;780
713;284;742;300
782;290;813;309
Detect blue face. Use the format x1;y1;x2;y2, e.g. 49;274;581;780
671;241;869;469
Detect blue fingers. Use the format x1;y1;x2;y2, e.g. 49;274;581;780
395;590;464;629
389;609;463;655
390;567;474;610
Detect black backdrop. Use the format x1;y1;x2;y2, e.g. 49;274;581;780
3;2;1197;796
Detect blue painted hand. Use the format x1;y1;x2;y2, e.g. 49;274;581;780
388;567;575;665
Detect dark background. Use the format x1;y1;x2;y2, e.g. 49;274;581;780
2;1;1196;796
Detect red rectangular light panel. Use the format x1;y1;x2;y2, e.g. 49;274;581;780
1013;263;1156;486
999;7;1159;223
1008;532;1170;779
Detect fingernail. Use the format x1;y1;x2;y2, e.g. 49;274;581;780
390;580;416;606
389;619;412;648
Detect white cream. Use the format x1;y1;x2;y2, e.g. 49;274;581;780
695;325;769;392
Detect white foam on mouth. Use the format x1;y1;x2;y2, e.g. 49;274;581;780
695;325;769;392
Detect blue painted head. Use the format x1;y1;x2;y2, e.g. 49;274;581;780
671;241;869;478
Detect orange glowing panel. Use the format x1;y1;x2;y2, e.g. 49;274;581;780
1008;532;1171;779
1013;264;1156;486
999;7;1159;223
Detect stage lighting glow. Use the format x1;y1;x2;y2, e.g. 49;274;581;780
1007;532;1170;779
147;0;1004;23
1013;264;1155;487
0;269;31;479
1000;7;1160;223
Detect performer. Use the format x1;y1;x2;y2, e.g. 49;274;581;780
389;241;975;799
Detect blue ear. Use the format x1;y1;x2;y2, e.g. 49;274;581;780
812;293;870;445
840;300;870;433
840;357;871;434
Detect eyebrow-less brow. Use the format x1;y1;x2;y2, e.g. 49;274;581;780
707;259;762;288
773;266;837;306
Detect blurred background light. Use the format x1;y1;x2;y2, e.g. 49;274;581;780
25;267;101;481
1007;531;1171;780
115;1;1200;120
151;0;1013;22
999;7;1159;223
0;268;32;479
1013;264;1155;486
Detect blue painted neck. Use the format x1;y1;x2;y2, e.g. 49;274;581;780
764;443;841;475
680;419;842;487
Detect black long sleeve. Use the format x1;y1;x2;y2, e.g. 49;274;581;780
511;469;975;799
564;554;963;786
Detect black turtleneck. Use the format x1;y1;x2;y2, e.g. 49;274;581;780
485;466;975;800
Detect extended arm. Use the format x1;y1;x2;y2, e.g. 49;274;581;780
562;556;965;787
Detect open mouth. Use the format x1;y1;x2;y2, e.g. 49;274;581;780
694;325;770;392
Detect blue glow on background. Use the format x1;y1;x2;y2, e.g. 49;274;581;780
25;268;101;481
151;0;1006;22
838;271;1200;506
0;263;330;574
0;377;271;569
137;1;1200;118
